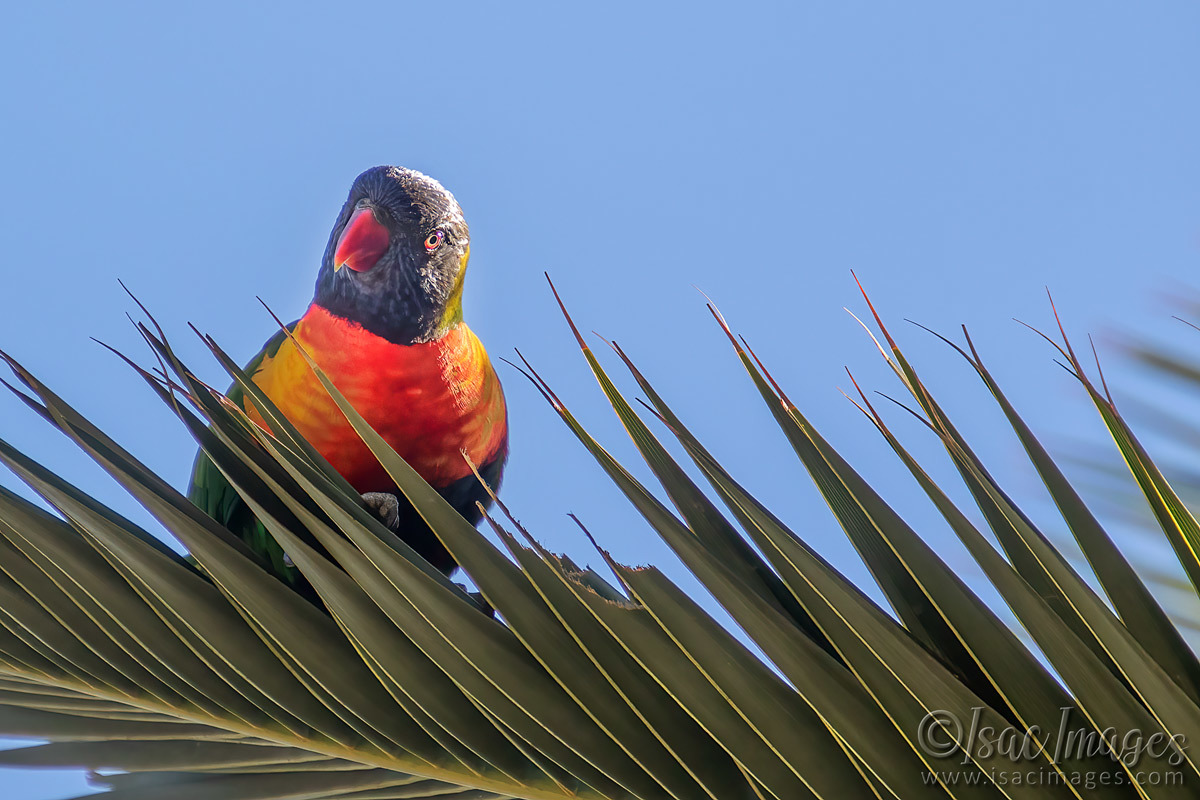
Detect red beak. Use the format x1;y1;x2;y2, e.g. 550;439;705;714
334;206;390;272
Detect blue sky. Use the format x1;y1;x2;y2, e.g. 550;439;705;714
1;3;1199;798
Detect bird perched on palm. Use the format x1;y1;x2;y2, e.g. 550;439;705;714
188;166;508;585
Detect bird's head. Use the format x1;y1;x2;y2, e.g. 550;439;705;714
314;166;471;344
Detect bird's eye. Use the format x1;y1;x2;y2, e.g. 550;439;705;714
424;230;445;251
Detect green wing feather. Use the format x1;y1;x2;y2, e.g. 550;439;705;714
186;324;298;584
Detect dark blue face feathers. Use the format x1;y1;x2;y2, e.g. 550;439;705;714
314;166;470;344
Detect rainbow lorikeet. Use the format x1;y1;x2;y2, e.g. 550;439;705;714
187;166;508;583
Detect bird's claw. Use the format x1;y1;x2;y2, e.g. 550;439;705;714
361;492;401;530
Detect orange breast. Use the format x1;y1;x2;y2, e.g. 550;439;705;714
245;305;508;492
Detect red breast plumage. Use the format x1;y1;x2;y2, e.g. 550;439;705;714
244;304;508;493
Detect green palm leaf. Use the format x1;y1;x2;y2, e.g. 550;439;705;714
0;284;1195;798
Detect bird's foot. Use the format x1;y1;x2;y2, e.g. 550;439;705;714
361;491;401;530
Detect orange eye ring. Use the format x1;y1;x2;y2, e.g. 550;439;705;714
425;230;445;251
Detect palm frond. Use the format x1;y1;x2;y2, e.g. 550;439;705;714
0;285;1197;798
